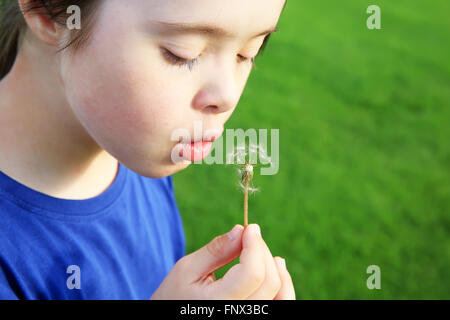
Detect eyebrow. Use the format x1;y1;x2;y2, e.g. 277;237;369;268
151;20;279;40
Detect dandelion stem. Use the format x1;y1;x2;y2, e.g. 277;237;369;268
244;175;249;227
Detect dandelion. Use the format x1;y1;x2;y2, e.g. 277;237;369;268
226;142;273;227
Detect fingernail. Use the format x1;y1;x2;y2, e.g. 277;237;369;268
228;225;241;241
253;224;261;236
279;258;286;269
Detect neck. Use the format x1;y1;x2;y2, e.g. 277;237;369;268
0;30;118;200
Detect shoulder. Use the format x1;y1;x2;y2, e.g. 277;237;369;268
0;235;21;299
125;170;183;227
158;174;174;193
133;173;186;260
137;172;176;200
165;175;174;190
126;169;174;190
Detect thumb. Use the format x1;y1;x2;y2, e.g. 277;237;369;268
182;224;244;283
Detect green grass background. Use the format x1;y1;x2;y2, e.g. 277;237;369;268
173;0;450;299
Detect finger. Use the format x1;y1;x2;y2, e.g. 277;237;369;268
273;257;296;300
180;224;244;283
245;236;281;300
206;224;266;299
202;272;216;286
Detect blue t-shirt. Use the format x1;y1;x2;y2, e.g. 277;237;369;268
0;162;185;299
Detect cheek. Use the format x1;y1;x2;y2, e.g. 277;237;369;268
61;34;187;153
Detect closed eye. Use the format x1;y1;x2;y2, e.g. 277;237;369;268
161;48;256;71
161;48;199;70
237;54;255;65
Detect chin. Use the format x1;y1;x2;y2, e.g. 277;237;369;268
164;160;192;176
132;160;191;178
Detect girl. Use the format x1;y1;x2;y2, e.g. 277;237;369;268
0;0;294;299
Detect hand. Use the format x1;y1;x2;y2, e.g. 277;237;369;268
150;224;296;300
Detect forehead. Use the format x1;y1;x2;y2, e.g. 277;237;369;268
121;0;286;39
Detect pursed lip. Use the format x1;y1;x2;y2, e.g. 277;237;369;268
177;128;224;144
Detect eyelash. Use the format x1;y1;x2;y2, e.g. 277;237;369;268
161;48;256;71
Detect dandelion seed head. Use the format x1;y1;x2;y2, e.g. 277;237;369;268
227;142;272;166
248;143;258;154
248;185;259;194
228;142;272;196
238;180;259;194
227;144;248;165
258;143;272;165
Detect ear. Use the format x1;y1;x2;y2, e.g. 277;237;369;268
18;0;65;47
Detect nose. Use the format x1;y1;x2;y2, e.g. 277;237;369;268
191;62;240;115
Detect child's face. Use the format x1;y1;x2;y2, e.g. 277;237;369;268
59;0;286;177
